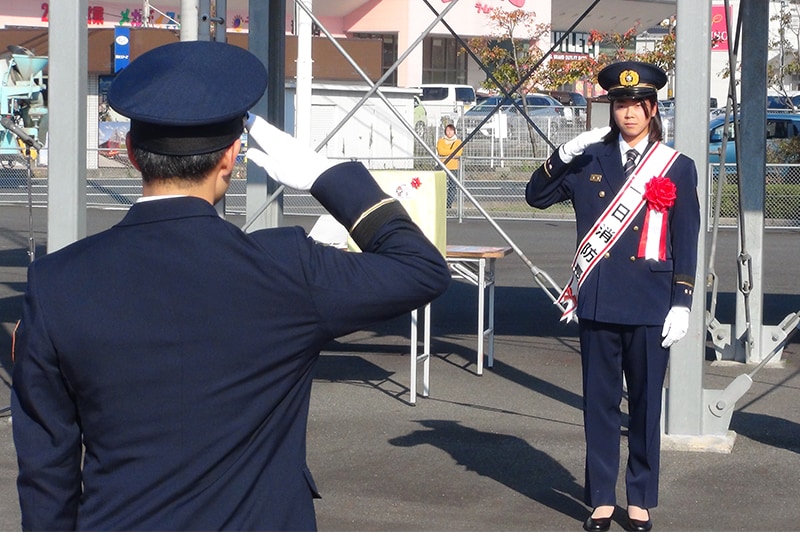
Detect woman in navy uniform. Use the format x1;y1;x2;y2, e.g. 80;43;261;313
11;41;451;531
525;61;700;532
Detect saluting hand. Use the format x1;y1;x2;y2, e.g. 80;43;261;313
559;126;612;163
245;113;335;191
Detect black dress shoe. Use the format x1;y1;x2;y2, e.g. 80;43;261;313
625;514;652;532
583;515;612;532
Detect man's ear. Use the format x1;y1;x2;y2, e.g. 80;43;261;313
125;133;141;171
218;138;241;175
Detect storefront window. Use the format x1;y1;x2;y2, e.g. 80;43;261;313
352;33;398;86
422;36;467;84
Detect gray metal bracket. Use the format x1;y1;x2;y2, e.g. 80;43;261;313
708;312;798;363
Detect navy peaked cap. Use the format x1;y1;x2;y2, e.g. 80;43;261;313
598;61;667;100
108;40;267;155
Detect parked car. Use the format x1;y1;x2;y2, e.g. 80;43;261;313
514;93;565;118
659;99;676;117
542;90;587;124
767;94;800;110
457;93;564;136
455;96;513;136
461;95;515;116
417;83;476;127
707;112;800;164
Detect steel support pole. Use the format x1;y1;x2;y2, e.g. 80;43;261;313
245;0;285;231
198;0;211;41
664;0;722;443
212;0;228;218
47;1;87;253
736;1;768;364
215;0;227;43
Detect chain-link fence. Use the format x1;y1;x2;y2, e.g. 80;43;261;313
2;129;800;229
709;162;800;228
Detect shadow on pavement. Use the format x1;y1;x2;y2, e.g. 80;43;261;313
389;419;587;521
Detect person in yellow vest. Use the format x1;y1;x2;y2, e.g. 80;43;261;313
436;123;463;208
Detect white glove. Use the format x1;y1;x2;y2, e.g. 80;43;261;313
559;126;611;163
245;113;335;191
661;306;690;348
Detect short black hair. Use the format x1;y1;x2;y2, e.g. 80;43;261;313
131;145;230;184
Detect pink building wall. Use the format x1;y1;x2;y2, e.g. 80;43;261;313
339;0;548;87
3;0;551;88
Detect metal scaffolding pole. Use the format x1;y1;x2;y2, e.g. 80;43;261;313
47;1;87;253
663;0;719;446
180;0;199;41
245;0;285;231
735;0;768;365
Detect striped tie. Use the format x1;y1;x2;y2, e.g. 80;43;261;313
624;149;638;177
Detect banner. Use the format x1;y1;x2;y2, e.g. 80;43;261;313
114;27;130;73
711;5;730;52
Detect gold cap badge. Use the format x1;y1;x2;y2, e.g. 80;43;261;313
619;70;640;87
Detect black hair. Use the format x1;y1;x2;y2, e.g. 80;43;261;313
131;146;229;184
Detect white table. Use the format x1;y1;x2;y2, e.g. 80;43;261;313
408;245;513;404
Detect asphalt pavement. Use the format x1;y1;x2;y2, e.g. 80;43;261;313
0;204;798;531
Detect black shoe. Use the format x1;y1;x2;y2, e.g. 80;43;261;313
625;511;652;532
583;515;612;532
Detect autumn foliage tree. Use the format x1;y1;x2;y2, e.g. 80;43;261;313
466;8;677;95
464;7;679;149
466;7;551;96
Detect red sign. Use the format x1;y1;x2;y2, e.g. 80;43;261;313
711;5;730;51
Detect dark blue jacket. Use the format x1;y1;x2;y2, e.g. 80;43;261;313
526;139;700;325
11;162;450;531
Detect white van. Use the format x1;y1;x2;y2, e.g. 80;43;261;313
417;83;476;127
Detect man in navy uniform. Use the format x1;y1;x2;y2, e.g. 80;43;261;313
526;61;700;532
11;41;450;531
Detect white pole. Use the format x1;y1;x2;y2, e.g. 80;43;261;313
180;0;199;41
47;0;88;252
295;0;313;144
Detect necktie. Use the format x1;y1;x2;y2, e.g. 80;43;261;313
624;149;638;177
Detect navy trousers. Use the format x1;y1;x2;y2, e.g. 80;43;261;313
579;319;670;509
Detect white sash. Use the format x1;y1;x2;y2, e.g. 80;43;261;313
557;142;679;322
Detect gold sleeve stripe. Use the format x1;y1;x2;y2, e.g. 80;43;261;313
542;157;553;178
350;197;397;233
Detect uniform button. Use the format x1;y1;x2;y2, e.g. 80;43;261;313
598;191;606;198
630;256;636;262
604;252;611;259
633;225;639;231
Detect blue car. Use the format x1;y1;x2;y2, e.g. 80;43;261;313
708;112;800;164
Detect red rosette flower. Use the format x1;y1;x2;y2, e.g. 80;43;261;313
643;176;677;212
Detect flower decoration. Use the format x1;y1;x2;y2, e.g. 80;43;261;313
411;177;422;189
643;176;676;212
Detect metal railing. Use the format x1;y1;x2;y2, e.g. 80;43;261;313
2;141;800;229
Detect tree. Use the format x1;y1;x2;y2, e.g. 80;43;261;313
538;25;652;91
466;7;551;96
768;1;800;106
465;7;552;146
465;7;679;146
